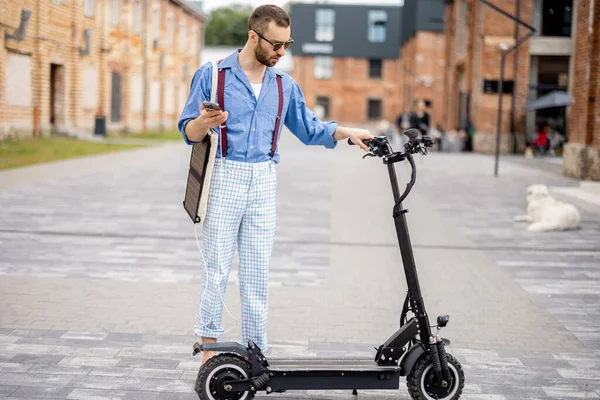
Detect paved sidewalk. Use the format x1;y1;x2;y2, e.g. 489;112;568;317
0;132;599;399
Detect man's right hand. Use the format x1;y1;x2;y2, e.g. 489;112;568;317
199;103;229;129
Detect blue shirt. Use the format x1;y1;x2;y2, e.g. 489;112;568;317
178;50;338;163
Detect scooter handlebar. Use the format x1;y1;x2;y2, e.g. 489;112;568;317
347;133;433;206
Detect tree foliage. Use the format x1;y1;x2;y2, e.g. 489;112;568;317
205;5;253;46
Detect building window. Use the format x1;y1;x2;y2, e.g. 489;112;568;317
315;9;335;42
315;96;330;119
52;0;64;5
152;7;160;40
133;0;141;34
369;59;382;78
368;10;387;43
314;56;333;79
456;0;468;57
179;19;187;52
541;0;572;37
166;15;174;45
111;0;119;26
190;27;197;54
367;98;382;120
84;0;94;17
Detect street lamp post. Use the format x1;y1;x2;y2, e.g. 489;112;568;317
479;0;536;177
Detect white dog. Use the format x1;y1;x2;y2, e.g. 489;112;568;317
514;184;581;232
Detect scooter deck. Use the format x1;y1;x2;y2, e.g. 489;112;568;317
266;356;400;372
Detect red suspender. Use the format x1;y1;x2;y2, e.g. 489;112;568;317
217;67;228;157
270;75;284;159
216;69;284;160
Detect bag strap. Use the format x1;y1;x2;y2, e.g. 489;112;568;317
217;69;284;161
270;75;284;160
210;61;218;103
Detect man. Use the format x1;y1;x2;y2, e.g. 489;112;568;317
178;4;373;364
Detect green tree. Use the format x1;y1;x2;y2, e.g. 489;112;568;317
205;5;253;46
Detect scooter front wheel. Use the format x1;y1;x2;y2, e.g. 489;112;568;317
195;353;254;400
406;353;465;400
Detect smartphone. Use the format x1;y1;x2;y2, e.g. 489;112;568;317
202;101;222;111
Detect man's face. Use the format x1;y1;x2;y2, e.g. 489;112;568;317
253;21;291;67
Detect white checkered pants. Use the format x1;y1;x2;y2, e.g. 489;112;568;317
195;159;277;351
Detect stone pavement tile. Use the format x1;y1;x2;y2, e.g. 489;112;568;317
0;385;18;396
67;375;146;390
87;366;133;377
3;344;57;355
28;365;93;375
9;385;74;398
542;385;600;398
10;354;65;365
0;372;74;387
0;362;32;373
65;388;169;399
12;329;66;338
105;333;144;342
57;357;120;368
129;368;184;379
50;346;120;357
60;332;108;341
477;384;547;398
140;378;195;393
116;358;179;369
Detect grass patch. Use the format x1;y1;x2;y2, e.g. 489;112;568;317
111;130;182;141
0;136;143;171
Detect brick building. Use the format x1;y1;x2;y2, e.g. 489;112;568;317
289;3;404;126
288;1;446;129
0;0;205;138
400;0;446;129
563;0;600;181
441;0;578;155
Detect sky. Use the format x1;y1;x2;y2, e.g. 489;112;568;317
203;0;403;13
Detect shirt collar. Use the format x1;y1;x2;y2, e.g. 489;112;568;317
218;49;283;78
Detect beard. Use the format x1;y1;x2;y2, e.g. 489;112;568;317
255;44;278;67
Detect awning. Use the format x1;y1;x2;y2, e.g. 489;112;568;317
524;91;573;111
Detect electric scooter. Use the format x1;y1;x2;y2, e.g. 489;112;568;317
192;128;465;400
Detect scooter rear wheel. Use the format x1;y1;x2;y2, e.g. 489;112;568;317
195;353;254;400
406;353;465;400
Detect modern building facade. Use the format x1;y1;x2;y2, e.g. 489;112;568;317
289;2;405;125
0;0;206;138
289;1;447;128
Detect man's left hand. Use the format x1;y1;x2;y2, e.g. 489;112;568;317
334;127;374;152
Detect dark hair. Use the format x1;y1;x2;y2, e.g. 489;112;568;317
248;5;290;34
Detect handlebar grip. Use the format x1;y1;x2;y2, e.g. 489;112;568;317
347;138;371;146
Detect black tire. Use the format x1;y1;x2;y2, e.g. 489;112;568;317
195;353;255;400
406;353;465;400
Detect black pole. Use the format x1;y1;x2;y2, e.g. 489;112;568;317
494;53;506;177
480;0;536;177
510;0;521;153
493;29;537;177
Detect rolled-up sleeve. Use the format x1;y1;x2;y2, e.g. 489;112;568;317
178;63;212;145
284;79;338;149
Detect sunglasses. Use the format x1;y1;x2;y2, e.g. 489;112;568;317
254;31;294;51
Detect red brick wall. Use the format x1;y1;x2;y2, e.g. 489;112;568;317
563;0;600;180
401;31;446;130
442;0;533;153
291;56;403;126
